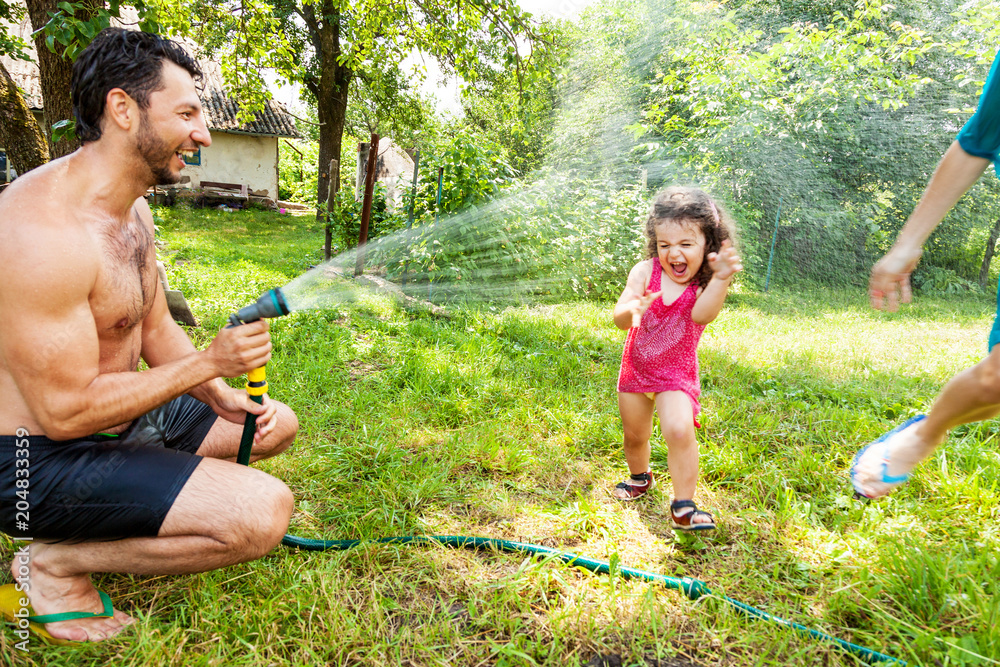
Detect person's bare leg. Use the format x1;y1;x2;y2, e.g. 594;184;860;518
655;391;711;525
613;392;655;499
196;399;298;462
854;347;1000;497
16;458;293;642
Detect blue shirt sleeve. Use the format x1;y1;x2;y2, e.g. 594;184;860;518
957;49;1000;164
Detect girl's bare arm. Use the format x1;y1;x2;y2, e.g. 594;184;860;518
692;240;742;325
613;262;658;330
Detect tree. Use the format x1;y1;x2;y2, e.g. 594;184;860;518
1;0;146;161
0;0;49;174
2;0;283;162
4;0;555;212
23;0;102;157
619;0;995;285
231;0;555;208
0;0;27;55
460;29;567;176
0;58;49;174
977;217;1000;287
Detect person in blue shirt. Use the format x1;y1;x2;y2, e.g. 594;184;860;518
852;49;1000;499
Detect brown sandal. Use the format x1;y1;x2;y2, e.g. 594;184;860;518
670;500;716;531
613;471;655;500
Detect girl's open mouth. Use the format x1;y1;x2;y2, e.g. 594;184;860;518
670;262;687;276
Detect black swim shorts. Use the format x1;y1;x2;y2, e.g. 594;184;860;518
0;394;217;542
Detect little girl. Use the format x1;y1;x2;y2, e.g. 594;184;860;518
612;186;741;531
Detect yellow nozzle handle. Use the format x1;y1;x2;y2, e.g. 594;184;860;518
246;366;268;397
237;366;267;466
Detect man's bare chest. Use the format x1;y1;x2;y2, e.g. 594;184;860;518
90;213;157;334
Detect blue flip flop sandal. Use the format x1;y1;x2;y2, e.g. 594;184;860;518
850;414;926;499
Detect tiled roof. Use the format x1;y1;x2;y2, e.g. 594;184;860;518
1;18;300;138
198;63;300;138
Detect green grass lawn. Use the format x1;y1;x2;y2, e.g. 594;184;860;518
2;207;997;666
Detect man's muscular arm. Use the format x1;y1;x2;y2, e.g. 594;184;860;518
0;208;269;440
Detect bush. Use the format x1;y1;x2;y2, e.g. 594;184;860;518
911;266;983;296
279;140;320;204
279;137;361;207
328;183;407;251
408;135;517;219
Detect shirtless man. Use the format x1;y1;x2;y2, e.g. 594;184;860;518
0;28;297;642
851;48;1000;498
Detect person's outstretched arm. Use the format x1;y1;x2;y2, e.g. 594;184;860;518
134;198;279;440
871;49;1000;311
869;143;989;311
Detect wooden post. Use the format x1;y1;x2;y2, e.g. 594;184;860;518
429;165;444;301
356;142;367;200
764;197;782;292
324;159;340;261
355;132;380;277
316;161;329;226
402;149;420;287
434;166;444;225
406;150;421;229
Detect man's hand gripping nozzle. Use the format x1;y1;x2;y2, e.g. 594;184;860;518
227;288;291;466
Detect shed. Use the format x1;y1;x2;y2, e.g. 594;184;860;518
356;137;417;211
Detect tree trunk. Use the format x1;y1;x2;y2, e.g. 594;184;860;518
0;59;50;175
24;0;101;158
979;217;1000;287
354;132;379;276
314;70;350;212
302;0;350;215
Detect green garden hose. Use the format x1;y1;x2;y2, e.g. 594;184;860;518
279;534;905;665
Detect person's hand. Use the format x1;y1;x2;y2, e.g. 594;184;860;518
204;320;272;377
869;245;922;311
630;290;662;328
707;240;743;281
211;387;279;443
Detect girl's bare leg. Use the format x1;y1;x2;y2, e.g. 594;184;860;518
655;391;711;524
618;392;655;476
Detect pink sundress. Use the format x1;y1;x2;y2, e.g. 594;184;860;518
617;259;706;424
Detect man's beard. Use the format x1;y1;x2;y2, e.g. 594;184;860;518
136;113;180;186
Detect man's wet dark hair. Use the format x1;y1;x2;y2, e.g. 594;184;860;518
72;28;202;143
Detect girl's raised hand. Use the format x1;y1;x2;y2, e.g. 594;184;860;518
631;290;662;328
707;240;743;281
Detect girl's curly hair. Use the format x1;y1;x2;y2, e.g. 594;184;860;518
644;186;737;287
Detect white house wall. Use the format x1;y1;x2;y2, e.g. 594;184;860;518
183;132;279;198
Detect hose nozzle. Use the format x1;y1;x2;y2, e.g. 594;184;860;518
228;288;291;326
